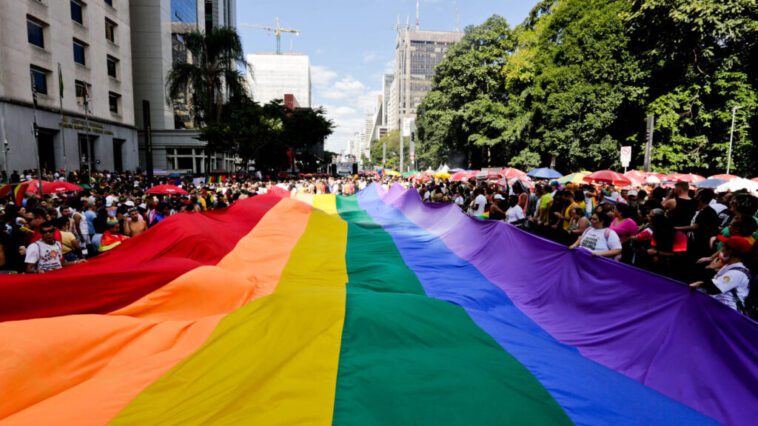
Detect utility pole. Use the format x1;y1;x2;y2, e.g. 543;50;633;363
644;115;654;172
0;103;8;182
382;140;386;167
83;85;93;174
30;70;43;197
58;63;67;170
727;105;742;175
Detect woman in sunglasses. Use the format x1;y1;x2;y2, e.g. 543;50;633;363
569;211;623;258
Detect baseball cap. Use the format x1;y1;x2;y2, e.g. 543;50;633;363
494;194;505;200
627;190;638;197
717;235;752;254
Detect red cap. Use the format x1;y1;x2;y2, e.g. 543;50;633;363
717;235;753;254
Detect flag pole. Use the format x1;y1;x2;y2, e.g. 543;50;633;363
83;85;92;174
30;70;43;198
58;63;67;172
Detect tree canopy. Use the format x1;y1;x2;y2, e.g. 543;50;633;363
416;0;758;175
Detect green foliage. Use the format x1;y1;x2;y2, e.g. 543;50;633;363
197;95;334;172
416;0;758;175
370;130;407;169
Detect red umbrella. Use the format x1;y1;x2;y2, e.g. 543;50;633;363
146;184;189;195
23;180;83;194
752;177;758;183
476;169;500;181
583;170;632;186
498;168;527;180
709;174;739;181
450;171;469;182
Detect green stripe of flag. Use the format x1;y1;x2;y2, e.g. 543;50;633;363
333;195;572;425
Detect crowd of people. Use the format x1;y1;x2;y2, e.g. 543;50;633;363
413;178;757;316
1;168;756;317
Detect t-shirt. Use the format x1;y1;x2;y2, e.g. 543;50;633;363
711;263;751;311
60;231;77;254
610;218;638;243
470;194;487;216
25;240;63;272
506;205;525;224
579;227;622;253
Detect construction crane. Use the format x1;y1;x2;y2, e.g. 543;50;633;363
241;18;300;55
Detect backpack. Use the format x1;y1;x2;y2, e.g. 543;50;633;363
728;266;756;319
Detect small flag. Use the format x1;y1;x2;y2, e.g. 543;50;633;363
14;182;29;206
58;63;64;100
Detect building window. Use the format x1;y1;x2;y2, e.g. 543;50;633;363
108;92;120;113
27;16;45;48
75;80;90;105
30;66;48;95
104;0;113;6
105;18;116;43
106;55;118;78
71;0;84;25
73;39;86;65
167;148;206;173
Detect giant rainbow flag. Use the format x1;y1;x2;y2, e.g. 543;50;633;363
1;184;756;425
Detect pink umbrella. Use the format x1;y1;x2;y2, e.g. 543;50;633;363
752;177;758;183
498;168;527;180
709;174;739;181
410;172;430;183
584;170;632;186
146;184;189;195
665;173;706;183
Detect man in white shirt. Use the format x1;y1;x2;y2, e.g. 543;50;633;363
469;188;487;217
25;221;64;273
691;235;752;312
505;195;525;225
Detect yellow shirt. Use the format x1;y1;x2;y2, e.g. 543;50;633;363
61;231;77;254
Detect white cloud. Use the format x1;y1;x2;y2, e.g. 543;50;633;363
311;64;383;153
310;65;338;88
363;52;379;63
320;76;367;100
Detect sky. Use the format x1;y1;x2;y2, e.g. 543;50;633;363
237;0;540;153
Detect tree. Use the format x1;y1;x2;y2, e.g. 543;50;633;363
166;27;248;172
417;1;758;175
416;16;516;169
370;130;406;169
626;0;758;173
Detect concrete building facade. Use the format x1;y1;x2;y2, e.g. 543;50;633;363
247;53;311;107
389;28;463;131
131;0;237;174
0;0;138;173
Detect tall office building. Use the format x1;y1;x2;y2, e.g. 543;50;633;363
382;74;394;127
0;0;138;172
247;53;311;107
130;0;237;173
389;27;463;131
204;0;236;30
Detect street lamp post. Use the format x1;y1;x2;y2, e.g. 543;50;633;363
727;105;743;175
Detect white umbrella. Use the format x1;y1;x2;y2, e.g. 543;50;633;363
645;175;661;184
716;178;758;196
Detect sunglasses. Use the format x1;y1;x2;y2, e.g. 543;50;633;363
40;229;55;234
